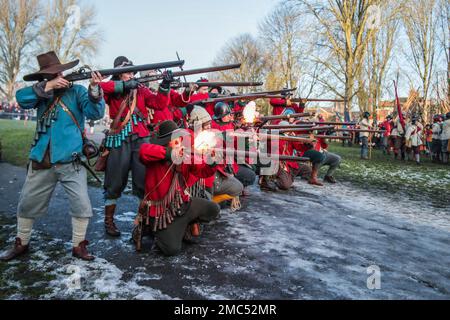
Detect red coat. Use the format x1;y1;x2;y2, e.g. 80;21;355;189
151;89;189;125
189;92;215;116
212;120;239;175
269;98;305;116
380;120;392;137
139;143;217;217
100;81;170;137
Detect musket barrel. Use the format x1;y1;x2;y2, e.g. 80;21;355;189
138;63;242;83
64;60;185;82
173;81;263;88
291;98;346;103
260;113;315;121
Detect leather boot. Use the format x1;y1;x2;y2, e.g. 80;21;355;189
324;176;337;184
0;238;29;262
308;166;323;186
104;204;121;237
72;240;95;261
259;176;278;192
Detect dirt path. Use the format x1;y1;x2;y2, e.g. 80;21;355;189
0;162;449;299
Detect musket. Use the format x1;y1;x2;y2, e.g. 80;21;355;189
259;112;315;121
176;51;187;83
251;88;297;96
137;63;242;83
296;121;357;126
291;98;346;103
64;60;185;82
211;149;310;162
172;81;263;88
192;93;268;105
229;132;316;144
263;125;335;131
333;128;386;133
311;135;351;140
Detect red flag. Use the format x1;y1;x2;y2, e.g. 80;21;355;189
394;81;406;130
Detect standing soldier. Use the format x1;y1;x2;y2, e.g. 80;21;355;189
441;113;450;164
391;113;406;160
359;112;371;160
99;56;172;237
405;115;423;165
431;115;443;163
0;51;105;261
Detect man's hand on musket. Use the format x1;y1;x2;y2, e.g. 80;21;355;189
188;83;199;93
45;75;70;92
90;71;104;88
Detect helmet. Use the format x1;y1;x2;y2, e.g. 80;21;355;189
189;106;212;127
213;102;232;120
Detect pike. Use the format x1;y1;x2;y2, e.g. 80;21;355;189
64;60;185;82
172;81;263;88
137;63;242;83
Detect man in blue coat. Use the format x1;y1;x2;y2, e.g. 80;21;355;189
0;51;105;261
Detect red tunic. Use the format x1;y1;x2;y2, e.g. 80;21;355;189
189;92;215;116
100;81;170;137
269;98;305;116
212;120;239;175
150;89;190;125
139;143;217;217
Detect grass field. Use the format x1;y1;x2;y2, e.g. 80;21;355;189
328;143;450;208
0;119;35;167
1;118;449;206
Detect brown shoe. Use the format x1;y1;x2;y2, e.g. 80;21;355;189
72;240;95;261
0;238;29;262
105;204;121;237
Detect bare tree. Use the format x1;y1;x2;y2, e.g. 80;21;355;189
294;0;383;113
0;0;40;101
436;0;449;104
259;2;303;90
364;0;403;114
212;33;268;93
40;0;102;64
402;0;438;120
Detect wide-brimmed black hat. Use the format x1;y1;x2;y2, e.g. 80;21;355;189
111;56;135;80
23;51;79;82
152;121;188;146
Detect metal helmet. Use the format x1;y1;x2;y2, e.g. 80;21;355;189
213;102;232;120
189;106;212;127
